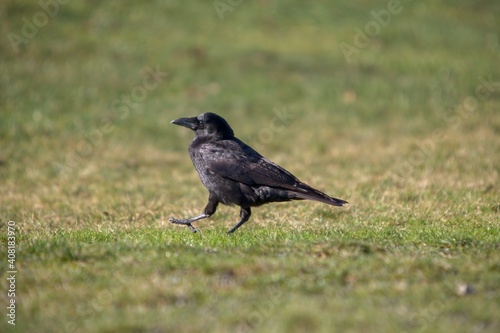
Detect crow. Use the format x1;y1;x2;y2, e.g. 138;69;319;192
169;112;347;234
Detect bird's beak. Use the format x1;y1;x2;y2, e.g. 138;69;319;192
170;116;199;130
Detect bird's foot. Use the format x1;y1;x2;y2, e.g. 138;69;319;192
187;224;200;233
169;217;200;233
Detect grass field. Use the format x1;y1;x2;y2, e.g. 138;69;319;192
1;0;499;332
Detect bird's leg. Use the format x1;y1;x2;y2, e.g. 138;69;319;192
169;195;219;233
227;207;251;234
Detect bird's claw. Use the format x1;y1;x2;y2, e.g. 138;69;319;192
168;217;182;224
188;224;201;233
169;217;200;233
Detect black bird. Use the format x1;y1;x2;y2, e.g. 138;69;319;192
169;112;347;234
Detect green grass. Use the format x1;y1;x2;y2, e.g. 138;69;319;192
1;0;499;332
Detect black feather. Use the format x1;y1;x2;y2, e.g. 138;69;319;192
169;112;347;234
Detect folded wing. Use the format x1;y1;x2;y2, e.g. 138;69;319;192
200;139;347;206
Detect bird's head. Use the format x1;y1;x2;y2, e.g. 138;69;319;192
171;112;235;140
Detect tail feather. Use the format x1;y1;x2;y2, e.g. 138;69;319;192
293;184;348;207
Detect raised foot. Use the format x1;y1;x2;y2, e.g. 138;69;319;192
168;217;189;225
169;217;200;233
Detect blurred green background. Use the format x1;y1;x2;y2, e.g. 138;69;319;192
1;0;499;332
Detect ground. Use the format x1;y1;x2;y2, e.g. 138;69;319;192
0;1;499;332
